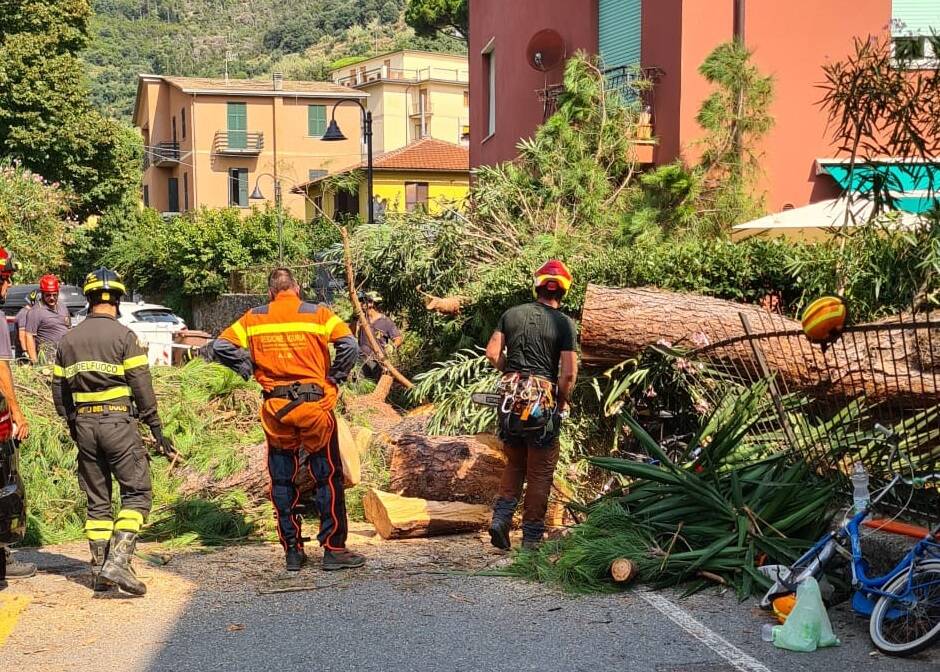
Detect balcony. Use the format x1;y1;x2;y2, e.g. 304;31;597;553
410;100;433;117
144;141;180;169
213;131;264;155
335;66;469;87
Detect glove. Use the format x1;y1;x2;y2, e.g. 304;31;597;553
150;426;179;460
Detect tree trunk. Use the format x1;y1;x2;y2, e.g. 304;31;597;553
363;489;491;540
388;433;507;504
580;284;940;406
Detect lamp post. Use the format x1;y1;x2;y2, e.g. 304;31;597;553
321;99;374;225
249;173;284;264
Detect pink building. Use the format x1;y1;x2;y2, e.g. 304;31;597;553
469;0;900;212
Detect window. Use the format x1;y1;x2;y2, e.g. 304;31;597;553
463;91;469;107
895;36;927;60
172;116;177;142
334;189;359;218
308;169;328;181
167;177;179;212
311;194;324;219
405;181;429;212
143;185;150;207
383;59;392;77
183;172;189;211
131;309;182;325
228;168;248;208
482;41;496;137
181;108;187;139
227;102;247;149
308;105;327;137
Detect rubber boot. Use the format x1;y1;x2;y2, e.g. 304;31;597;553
322;548;365;571
521;521;545;552
3;548;37;579
98;531;146;596
488;498;517;550
285;545;307;572
89;540;111;592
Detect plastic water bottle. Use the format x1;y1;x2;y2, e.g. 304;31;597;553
851;462;870;513
761;624;779;642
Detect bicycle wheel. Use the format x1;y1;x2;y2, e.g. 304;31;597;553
870;560;940;657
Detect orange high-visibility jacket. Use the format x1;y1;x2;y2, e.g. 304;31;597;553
217;291;355;391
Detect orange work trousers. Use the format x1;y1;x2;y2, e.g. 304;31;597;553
260;385;338;452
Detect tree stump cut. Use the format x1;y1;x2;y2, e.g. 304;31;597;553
364;489;491;540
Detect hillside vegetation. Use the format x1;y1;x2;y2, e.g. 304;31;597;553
84;0;465;117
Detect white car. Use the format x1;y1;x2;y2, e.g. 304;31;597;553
118;302;187;334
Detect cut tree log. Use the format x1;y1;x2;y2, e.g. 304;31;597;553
580;284;940;406
388;433;507;504
363;488;491;539
610;558;637;583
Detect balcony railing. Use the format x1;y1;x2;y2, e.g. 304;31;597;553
335;65;469;87
143;141;180;170
410;100;433;116
213;131;264;155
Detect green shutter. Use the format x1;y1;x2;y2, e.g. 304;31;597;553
599;0;642;69
238;169;248;207
227;102;247;149
892;0;940;35
308;105;326;136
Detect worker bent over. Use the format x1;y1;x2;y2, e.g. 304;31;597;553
212;268;362;572
485;260;578;551
52;269;173;596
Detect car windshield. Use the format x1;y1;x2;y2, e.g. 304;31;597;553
131;309;180;324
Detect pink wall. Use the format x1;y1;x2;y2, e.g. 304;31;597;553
469;0;599;169
641;0;684;165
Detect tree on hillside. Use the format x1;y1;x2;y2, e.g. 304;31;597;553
0;0;141;217
405;0;467;39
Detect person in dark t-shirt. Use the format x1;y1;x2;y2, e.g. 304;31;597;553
485;260;578;551
355;292;402;381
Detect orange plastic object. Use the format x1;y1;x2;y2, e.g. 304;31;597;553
772;593;797;624
863;518;940;540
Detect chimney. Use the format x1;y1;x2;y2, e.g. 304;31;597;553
272;72;283;91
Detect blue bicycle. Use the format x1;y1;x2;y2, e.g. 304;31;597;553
760;425;940;657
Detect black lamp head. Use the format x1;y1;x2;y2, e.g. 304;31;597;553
321;119;346;141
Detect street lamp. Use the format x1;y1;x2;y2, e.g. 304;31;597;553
249;173;284;264
321;99;375;225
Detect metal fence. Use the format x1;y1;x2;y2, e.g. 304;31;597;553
683;310;940;518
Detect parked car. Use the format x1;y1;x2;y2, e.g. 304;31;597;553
118;302;187;333
2;283;87;350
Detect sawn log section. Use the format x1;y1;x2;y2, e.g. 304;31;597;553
580;284;940;406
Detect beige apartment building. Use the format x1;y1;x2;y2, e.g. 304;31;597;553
332;50;468;154
133;74;368;218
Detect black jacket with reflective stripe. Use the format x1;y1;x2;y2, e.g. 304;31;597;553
52;314;161;431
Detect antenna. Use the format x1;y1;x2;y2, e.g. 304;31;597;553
224;49;237;83
526;29;566;72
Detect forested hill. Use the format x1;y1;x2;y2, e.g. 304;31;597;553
84;0;465;119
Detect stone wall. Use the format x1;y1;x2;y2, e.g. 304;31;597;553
191;294;266;335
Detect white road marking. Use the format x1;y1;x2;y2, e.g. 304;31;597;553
638;590;774;672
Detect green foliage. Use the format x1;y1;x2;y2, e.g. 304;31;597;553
410;349;500;434
0;0;142;216
695;42;774;234
0;161;74;279
405;0;467;38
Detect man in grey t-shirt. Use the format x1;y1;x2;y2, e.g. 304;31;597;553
23;274;69;363
12;290;36;359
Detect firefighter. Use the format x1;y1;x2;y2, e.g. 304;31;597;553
485;260;578;551
0;247;35;580
23;273;70;364
52;268;174;595
210;268;362;572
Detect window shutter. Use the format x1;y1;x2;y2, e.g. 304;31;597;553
892;0;939;35
308;105;326;136
227;103;247;149
238;169;249;207
599;0;642;69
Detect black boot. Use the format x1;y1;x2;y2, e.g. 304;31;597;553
285;545;307;572
89;540;111;591
3;548;37;579
99;531;146;596
322;548;365;571
488;498;517;550
521;521;545;552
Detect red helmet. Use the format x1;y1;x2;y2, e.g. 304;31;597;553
534;259;573;294
39;274;60;294
0;247;17;281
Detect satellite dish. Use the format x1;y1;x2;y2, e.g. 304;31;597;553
526;29;566;72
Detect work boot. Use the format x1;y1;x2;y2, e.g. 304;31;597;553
285;545;307;572
488;518;511;550
89;540;111;592
521;521;546;553
3;548;37;579
98;532;146;596
322;548;365;571
521;539;541;552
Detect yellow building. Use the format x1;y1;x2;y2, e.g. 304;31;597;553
332;50;469;154
132;74;368;218
297;138;469;221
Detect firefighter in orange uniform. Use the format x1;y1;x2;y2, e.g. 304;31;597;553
211;268;362;572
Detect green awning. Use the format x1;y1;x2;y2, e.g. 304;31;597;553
817;159;939;214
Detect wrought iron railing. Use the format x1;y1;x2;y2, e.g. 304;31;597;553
536;65;662;129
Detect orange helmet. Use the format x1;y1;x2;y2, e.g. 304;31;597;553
0;247;17;281
39;274;60;294
534;259;573;295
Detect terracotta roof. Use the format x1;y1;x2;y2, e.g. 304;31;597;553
292;139;469;192
149;75;366;98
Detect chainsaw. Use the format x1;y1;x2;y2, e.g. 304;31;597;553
470;392;501;408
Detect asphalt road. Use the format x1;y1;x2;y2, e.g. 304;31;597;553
1;530;938;672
